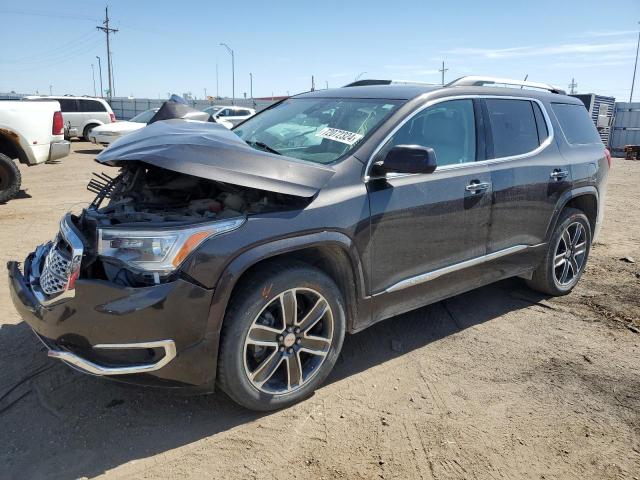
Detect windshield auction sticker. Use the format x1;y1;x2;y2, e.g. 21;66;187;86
316;127;363;145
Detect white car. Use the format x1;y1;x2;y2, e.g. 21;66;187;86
89;108;232;146
204;105;255;127
24;96;115;141
0;100;70;202
89;108;157;146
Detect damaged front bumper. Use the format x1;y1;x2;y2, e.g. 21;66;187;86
7;218;219;388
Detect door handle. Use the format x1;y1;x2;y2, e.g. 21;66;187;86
465;181;491;193
550;169;569;180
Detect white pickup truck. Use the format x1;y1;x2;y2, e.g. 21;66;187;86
0;100;70;202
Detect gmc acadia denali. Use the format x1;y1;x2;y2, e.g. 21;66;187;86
8;76;609;411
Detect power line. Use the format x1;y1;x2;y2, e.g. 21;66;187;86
96;6;118;98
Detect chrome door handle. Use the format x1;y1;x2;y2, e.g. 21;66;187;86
550;169;569;180
465;181;491;193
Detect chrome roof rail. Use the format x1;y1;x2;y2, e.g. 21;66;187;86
446;76;566;94
343;79;438;87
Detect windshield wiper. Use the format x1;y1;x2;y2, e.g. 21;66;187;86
246;140;281;155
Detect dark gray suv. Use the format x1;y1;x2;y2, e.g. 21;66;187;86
8;76;609;411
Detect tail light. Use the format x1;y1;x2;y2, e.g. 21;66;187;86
52;111;64;135
109;112;116;122
604;148;612;168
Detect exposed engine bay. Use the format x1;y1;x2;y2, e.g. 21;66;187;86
75;163;309;287
84;162;308;227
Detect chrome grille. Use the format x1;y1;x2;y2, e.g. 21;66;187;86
40;245;71;296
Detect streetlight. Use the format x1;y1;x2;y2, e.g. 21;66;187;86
96;56;104;98
219;43;235;105
49;84;53;96
249;72;253;100
91;64;96;97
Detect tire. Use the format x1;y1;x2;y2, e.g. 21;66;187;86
217;261;346;411
0;153;21;203
83;124;98;142
526;207;591;296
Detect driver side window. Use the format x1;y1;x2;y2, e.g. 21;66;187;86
384;99;476;167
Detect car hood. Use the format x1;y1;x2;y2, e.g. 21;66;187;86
93;121;146;133
95;120;336;198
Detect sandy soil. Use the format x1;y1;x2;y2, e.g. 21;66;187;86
0;143;638;480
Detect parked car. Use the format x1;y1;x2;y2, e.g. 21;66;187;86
0;100;69;202
8;76;609;411
24;96;115;141
204;105;255;127
88;108;159;146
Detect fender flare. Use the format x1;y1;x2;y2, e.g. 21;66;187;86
204;230;367;335
544;186;599;242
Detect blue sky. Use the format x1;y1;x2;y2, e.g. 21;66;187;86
1;0;638;100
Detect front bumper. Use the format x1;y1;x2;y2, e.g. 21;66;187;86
49;140;71;162
8;251;218;388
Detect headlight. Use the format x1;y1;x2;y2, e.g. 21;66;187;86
98;217;245;273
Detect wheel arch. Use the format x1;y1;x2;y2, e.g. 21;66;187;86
0;129;30;164
205;231;367;342
545;186;599;242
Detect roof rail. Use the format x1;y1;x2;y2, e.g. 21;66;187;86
446;76;566;94
343;79;437;88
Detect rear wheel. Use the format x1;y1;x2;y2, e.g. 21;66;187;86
83;124;98;142
217;262;346;411
526;208;591;296
0;153;21;203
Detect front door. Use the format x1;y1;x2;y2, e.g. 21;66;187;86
366;99;492;319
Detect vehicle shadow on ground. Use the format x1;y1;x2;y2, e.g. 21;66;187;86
0;278;547;479
75;148;103;155
0;190;32;205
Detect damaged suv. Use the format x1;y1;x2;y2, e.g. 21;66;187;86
8;76;609;411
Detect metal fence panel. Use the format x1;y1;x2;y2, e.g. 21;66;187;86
610;102;640;154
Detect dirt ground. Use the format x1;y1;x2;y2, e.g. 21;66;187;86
0;142;639;480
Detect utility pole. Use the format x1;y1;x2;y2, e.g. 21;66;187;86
96;56;103;98
325;80;329;89
569;77;578;94
219;43;234;104
249;72;253;100
439;61;448;86
204;87;207;99
216;61;219;99
631;21;640;102
91;64;96;97
49;84;53;96
311;75;315;91
96;6;118;98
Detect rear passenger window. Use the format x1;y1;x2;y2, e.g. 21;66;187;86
551;103;602;145
485;99;539;158
383;99;476;167
79;99;107;112
57;99;78;112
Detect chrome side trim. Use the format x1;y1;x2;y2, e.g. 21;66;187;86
45;339;177;376
364;95;555;181
383;244;538;294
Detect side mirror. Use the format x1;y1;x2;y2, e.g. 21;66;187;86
375;145;437;175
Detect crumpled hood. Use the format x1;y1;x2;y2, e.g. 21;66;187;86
95;120;336;197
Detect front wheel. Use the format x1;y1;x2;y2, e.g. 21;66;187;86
526;207;591;296
217;262;346;411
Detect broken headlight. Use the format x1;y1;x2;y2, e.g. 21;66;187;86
97;217;245;273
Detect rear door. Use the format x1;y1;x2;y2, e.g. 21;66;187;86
367;98;493;319
483;97;571;256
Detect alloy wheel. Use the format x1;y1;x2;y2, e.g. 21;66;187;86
553;221;587;287
243;288;334;394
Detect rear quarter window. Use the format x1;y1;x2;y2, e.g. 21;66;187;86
79;99;107;112
551;103;602;145
57;99;78;112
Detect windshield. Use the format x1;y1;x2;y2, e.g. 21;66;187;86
204;106;223;115
130;109;158;123
234;98;401;164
